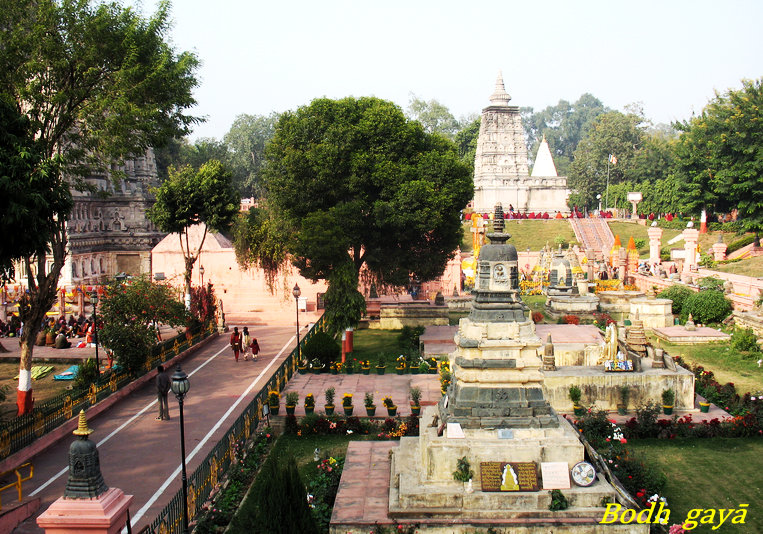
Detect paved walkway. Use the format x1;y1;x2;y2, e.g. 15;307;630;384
13;324;299;533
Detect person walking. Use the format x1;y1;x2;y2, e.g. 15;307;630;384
251;337;260;361
156;365;170;421
230;327;242;362
241;326;251;361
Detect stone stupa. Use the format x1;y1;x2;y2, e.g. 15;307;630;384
389;229;642;532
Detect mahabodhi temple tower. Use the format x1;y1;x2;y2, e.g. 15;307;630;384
471;73;569;214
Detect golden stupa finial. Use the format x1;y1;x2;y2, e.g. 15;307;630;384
72;409;93;436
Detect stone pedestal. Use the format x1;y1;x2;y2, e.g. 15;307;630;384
682;229;700;273
37;487;133;534
711;242;728;261
629;298;673;329
647;226;662;265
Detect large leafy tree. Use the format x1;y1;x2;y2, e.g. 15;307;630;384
0;0;199;414
522;94;609;176
673;78;763;233
148;160;239;304
238;97;472;332
99;276;188;375
223;113;279;197
568;111;647;209
407;95;460;139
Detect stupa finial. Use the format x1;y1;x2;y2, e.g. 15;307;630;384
489;71;512;106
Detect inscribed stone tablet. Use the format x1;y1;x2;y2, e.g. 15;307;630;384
541;462;571;490
479;462;539;492
446;422;465;439
497;429;514;439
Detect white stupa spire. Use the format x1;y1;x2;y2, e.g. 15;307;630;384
489;71;512;106
530;135;558;177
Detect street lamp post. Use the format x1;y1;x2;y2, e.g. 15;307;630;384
171;365;191;534
90;291;100;377
199;265;205;287
292;284;301;361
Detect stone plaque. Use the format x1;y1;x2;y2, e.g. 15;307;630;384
541;462;570;490
480;462;539;492
497;429;513;439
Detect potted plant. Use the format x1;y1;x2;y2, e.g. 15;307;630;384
329;361;338;375
298;360;309;374
360;360;371;375
395;355;407;375
344;359;355;375
409;386;422;416
428;357;439;374
382;396;397;416
342;393;354;416
285;391;299;416
662;388;675;415
418;360;430;375
410;358;420;375
304;393;315;415
375;357;387;375
364;392;376;416
310;358;324;374
324;387;335;415
569;385;584;416
617;385;629;415
452;456;473;489
699;399;711;413
268;390;280;416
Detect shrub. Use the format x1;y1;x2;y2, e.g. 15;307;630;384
397;326;425;351
633;238;646;250
661;389;675;406
75;358;99;389
302;331;340;367
563;315;580;325
658;285;695;315
681;290;732;324
568;385;581;405
532;311;544;323
731;327;760;353
697;276;724;292
554;235;567;247
727;234;756;254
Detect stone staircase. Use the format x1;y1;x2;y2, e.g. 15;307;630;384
569;218;615;261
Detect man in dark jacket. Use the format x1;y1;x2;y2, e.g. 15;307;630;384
156;365;171;420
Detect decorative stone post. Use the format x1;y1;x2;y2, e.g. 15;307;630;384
711;235;728;261
682;228;700;274
647;226;663;265
627;192;642;220
37;410;133;534
542;333;556;371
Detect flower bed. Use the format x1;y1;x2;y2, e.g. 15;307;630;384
284;413;419;439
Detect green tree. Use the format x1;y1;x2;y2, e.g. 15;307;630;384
99;276;188;375
522;94;609;176
322;262;366;335
223;113;279;197
147;160;239;304
673;78;763;234
0;0;199;414
454;117;480;168
237;97;472;330
407;95;460;139
568;111;646;209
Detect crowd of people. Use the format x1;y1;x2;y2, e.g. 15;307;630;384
0;313;99;350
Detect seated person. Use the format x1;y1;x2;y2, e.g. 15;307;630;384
55;328;71;349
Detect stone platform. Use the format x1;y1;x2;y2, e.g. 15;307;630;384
652;326;731;345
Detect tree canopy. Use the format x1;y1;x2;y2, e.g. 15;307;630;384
224;113;279;197
407;95;461;139
673;78;763;233
148;159;239;297
236;97;472;331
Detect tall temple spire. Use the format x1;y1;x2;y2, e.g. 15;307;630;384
489;71;512;106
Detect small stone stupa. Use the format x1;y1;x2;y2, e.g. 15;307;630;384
389;230;637;531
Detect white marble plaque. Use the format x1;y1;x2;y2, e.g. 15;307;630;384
541;462;571;490
497;429;514;439
446;422;465;439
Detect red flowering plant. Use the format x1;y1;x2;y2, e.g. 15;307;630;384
190;282;217;329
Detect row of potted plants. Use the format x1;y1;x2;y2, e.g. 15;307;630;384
568;385;680;416
268;386;423;417
297;356;440;375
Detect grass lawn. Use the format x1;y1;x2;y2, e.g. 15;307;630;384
713;255;763;278
628;438;763;533
0;361;72;421
352;328;416;367
271;432;363;480
654;338;763;396
522;294;546;314
462;220;577;252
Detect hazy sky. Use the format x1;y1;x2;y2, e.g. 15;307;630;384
132;0;762;141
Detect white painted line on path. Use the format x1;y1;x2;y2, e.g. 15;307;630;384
125;335;295;531
30;340;232;498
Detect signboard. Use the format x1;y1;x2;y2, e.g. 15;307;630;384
541;462;571;490
480;462;539;492
604;359;634;372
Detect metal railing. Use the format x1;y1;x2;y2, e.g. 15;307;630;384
0;462;33;509
144;314;327;534
0;322;217;461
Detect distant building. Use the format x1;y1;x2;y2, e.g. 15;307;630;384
472;73;569;214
